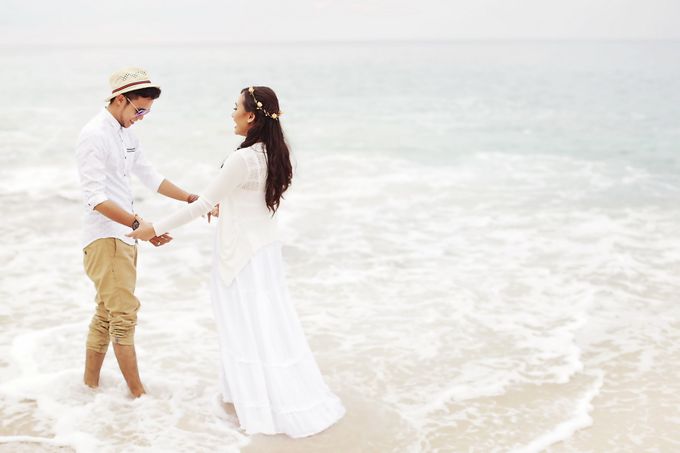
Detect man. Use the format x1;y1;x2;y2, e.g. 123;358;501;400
75;67;197;397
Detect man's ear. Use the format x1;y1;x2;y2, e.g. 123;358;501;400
114;94;127;105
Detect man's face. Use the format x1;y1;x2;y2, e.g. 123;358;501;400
119;95;154;128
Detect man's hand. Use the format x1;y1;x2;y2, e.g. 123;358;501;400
127;219;157;241
150;233;173;247
187;194;199;203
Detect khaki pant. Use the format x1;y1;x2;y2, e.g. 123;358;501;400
83;238;140;353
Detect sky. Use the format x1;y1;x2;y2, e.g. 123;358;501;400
1;0;680;45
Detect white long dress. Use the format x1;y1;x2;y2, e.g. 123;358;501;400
210;239;345;437
152;143;345;438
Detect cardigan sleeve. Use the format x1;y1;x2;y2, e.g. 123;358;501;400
152;151;247;236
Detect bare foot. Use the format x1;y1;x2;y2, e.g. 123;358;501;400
221;401;240;423
130;386;146;398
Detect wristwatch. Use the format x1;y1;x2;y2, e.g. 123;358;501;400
131;218;140;230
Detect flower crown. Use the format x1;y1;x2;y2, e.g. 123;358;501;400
248;86;282;120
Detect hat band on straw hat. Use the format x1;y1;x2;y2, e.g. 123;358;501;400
112;80;152;95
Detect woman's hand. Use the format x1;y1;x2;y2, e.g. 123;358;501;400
189;194;216;224
208;204;220;223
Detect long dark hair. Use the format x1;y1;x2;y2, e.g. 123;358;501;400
238;86;293;214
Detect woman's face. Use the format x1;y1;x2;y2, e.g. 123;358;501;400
231;93;254;136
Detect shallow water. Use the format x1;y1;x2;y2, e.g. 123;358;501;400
1;41;680;452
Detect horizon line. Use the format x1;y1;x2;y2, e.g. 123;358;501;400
1;37;680;49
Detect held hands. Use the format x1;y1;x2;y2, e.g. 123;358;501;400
125;194;202;246
126;217;172;246
126;194;197;246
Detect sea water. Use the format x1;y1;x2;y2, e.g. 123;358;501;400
0;41;679;452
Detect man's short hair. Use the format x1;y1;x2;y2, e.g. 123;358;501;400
109;87;161;104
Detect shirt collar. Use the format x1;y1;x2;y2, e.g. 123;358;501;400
102;107;123;131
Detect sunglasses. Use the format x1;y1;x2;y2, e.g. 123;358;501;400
125;97;151;117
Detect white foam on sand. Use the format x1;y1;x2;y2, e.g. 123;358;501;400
511;371;604;453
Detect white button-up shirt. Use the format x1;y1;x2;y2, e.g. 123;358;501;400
75;108;165;248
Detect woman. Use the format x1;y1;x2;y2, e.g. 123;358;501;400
128;86;345;438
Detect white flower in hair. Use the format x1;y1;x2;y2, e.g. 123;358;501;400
257;101;262;108
248;86;255;93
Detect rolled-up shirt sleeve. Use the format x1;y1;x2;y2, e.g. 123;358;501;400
76;134;108;210
132;143;165;192
153;151;247;236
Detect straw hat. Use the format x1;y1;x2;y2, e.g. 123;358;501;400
105;67;160;102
